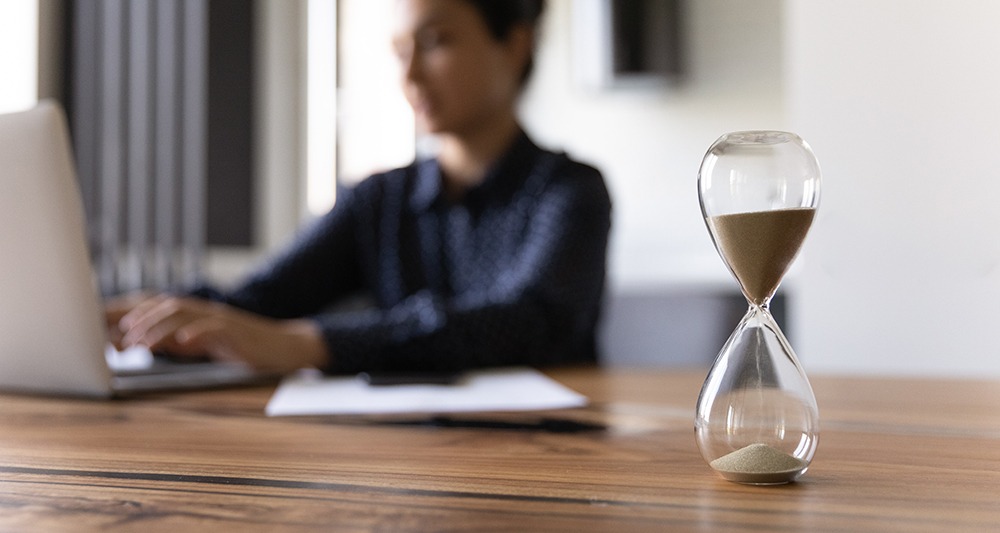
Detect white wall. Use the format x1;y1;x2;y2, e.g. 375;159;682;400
521;0;786;291
787;0;1000;377
519;1;787;368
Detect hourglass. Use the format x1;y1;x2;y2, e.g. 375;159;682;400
695;131;821;484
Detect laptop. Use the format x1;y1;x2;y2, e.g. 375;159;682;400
0;101;267;397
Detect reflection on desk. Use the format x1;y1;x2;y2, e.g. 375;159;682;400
0;368;998;531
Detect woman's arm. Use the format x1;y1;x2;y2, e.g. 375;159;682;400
105;186;367;373
110;294;328;374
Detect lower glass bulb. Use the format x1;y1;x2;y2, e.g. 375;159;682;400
694;305;819;484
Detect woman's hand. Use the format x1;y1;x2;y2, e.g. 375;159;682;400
105;293;329;375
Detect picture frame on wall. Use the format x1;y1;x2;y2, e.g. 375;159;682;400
572;0;684;90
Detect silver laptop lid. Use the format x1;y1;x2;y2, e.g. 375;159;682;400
0;101;113;397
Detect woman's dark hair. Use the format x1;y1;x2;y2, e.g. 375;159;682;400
462;0;546;85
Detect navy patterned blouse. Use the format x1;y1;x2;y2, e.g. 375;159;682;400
201;132;611;374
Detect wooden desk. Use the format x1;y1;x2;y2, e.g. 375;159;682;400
1;369;998;531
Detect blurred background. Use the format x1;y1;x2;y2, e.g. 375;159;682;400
3;0;1000;377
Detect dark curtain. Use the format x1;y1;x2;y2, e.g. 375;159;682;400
62;0;255;295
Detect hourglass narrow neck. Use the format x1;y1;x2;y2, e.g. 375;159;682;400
738;302;774;329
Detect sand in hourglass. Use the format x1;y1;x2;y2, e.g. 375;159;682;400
707;208;816;306
710;443;808;484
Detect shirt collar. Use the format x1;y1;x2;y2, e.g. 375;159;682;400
410;157;443;212
409;131;539;213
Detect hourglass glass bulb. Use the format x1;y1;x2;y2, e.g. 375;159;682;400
695;131;821;484
694;306;819;484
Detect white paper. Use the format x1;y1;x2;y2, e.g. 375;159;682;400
265;367;588;416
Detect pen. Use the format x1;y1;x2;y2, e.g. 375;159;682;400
381;415;605;433
359;372;463;386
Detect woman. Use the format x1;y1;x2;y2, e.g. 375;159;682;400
107;0;612;375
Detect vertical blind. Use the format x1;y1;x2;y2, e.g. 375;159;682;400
69;0;207;296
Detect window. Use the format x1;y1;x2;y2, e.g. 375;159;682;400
304;0;415;217
330;0;415;188
0;0;38;113
306;0;338;216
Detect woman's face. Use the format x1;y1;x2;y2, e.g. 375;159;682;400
392;0;528;136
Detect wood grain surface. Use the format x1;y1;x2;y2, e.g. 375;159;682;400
0;368;998;532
